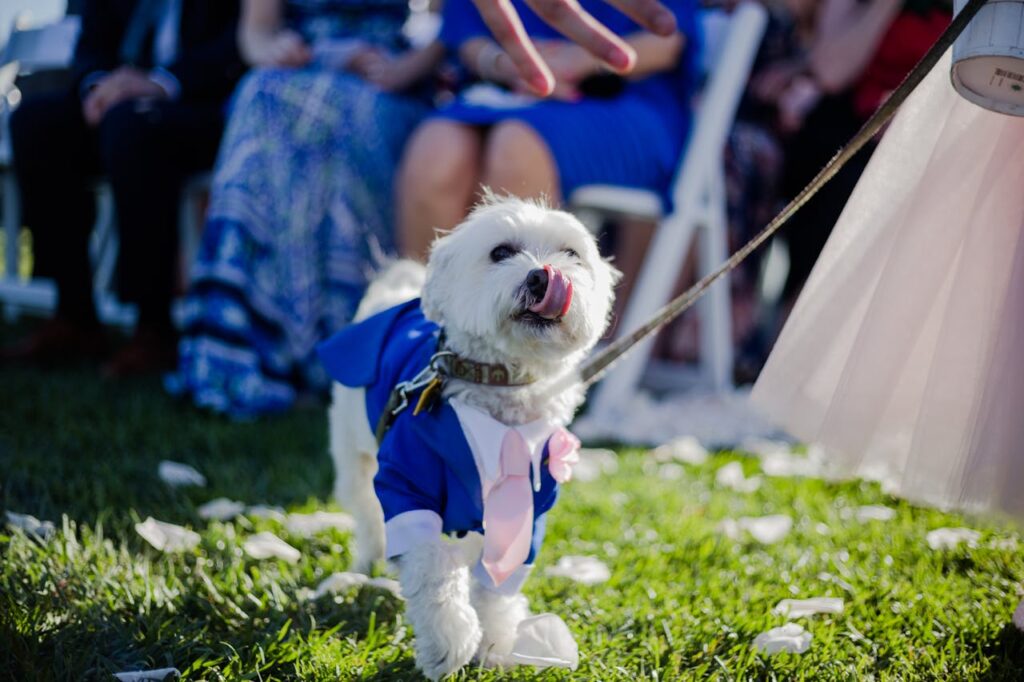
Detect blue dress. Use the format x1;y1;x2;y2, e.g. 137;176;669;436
167;0;432;417
436;0;700;206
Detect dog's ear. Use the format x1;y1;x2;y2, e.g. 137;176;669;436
421;235;454;325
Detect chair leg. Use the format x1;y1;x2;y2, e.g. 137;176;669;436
697;170;733;393
3;172;20;321
589;213;699;419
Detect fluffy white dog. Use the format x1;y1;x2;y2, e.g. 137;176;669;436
320;195;617;680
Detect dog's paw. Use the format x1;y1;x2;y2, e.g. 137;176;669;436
414;600;481;680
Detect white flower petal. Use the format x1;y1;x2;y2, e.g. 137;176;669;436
718;515;792;544
774;598;844;618
926;527;980;550
285;511;355;536
651;436;708;465
158;461;206;488
714;462;762;493
851;505;896;522
246;505;286;522
243;531;301;563
753;623;812;654
544;555;611;585
197;498;245;521
508;613;579;670
1013;598;1024;632
134;517;200;553
5;511;56;540
113;668;180;681
659;463;686;480
572;449;618;482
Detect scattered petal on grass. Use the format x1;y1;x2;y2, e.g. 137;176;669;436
285;511;356;536
719;515;793;544
741;439;824;478
197;498;245;521
847;505;896;522
545;555;611;585
573;449;618;482
508;613;579;670
158;460;206;487
246;504;287;521
715;462;762;493
991;537;1019;551
5;511;56;540
303;572;402;600
926;527;980;550
135;517;200;553
113;668;180;681
243;531;301;562
753;623;812;654
659;463;685;480
1013;598;1024;632
651;436;708;465
774;597;844;618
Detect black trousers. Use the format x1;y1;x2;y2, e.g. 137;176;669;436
9;90;225;327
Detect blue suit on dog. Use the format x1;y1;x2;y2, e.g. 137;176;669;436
317;299;560;591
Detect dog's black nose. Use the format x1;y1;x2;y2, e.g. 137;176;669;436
526;268;549;299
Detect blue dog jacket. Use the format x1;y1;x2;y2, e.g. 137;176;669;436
317;299;562;591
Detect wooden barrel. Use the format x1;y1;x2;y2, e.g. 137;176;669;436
951;0;1024;115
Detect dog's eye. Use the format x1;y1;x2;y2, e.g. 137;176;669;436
489;244;519;263
563;248;580;259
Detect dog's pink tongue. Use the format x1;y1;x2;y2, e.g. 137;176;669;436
529;267;573;319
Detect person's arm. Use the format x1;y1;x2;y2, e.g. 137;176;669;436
356;41;446;92
71;0;127;96
238;0;312;67
808;0;902;93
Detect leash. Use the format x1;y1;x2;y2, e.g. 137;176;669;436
575;0;987;390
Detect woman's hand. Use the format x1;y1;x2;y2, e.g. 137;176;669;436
239;0;312;67
469;0;676;96
248;29;313;67
348;43;445;92
534;41;601;100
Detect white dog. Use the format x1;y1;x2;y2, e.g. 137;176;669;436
320;195;618;680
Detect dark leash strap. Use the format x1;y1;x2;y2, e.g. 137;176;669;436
575;0;988;390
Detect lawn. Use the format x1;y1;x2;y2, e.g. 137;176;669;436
1;327;1023;680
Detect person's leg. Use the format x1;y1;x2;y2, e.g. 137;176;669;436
396;120;483;260
97;98;225;373
1;91;108;364
10;92;100;324
479;120;560;202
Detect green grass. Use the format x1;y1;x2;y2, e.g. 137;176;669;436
1;324;1023;680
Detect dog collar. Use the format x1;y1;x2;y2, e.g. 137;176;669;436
374;335;536;443
436;331;536;388
437;354;535;387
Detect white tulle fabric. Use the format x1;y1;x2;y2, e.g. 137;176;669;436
752;51;1024;519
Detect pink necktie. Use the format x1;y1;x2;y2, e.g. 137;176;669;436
482;429;534;586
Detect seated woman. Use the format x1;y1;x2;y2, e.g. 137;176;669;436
396;0;700;259
167;0;442;416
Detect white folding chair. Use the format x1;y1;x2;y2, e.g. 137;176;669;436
569;2;767;421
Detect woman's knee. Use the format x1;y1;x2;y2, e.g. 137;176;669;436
481;120;558;199
398;120;481;199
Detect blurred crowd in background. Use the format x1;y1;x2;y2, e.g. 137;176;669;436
0;0;953;418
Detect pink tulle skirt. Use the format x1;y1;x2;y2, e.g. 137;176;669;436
751;52;1024;519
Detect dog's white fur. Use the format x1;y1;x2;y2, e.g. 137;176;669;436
329;196;618;680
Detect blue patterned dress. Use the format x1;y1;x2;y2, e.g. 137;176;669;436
167;0;432;417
